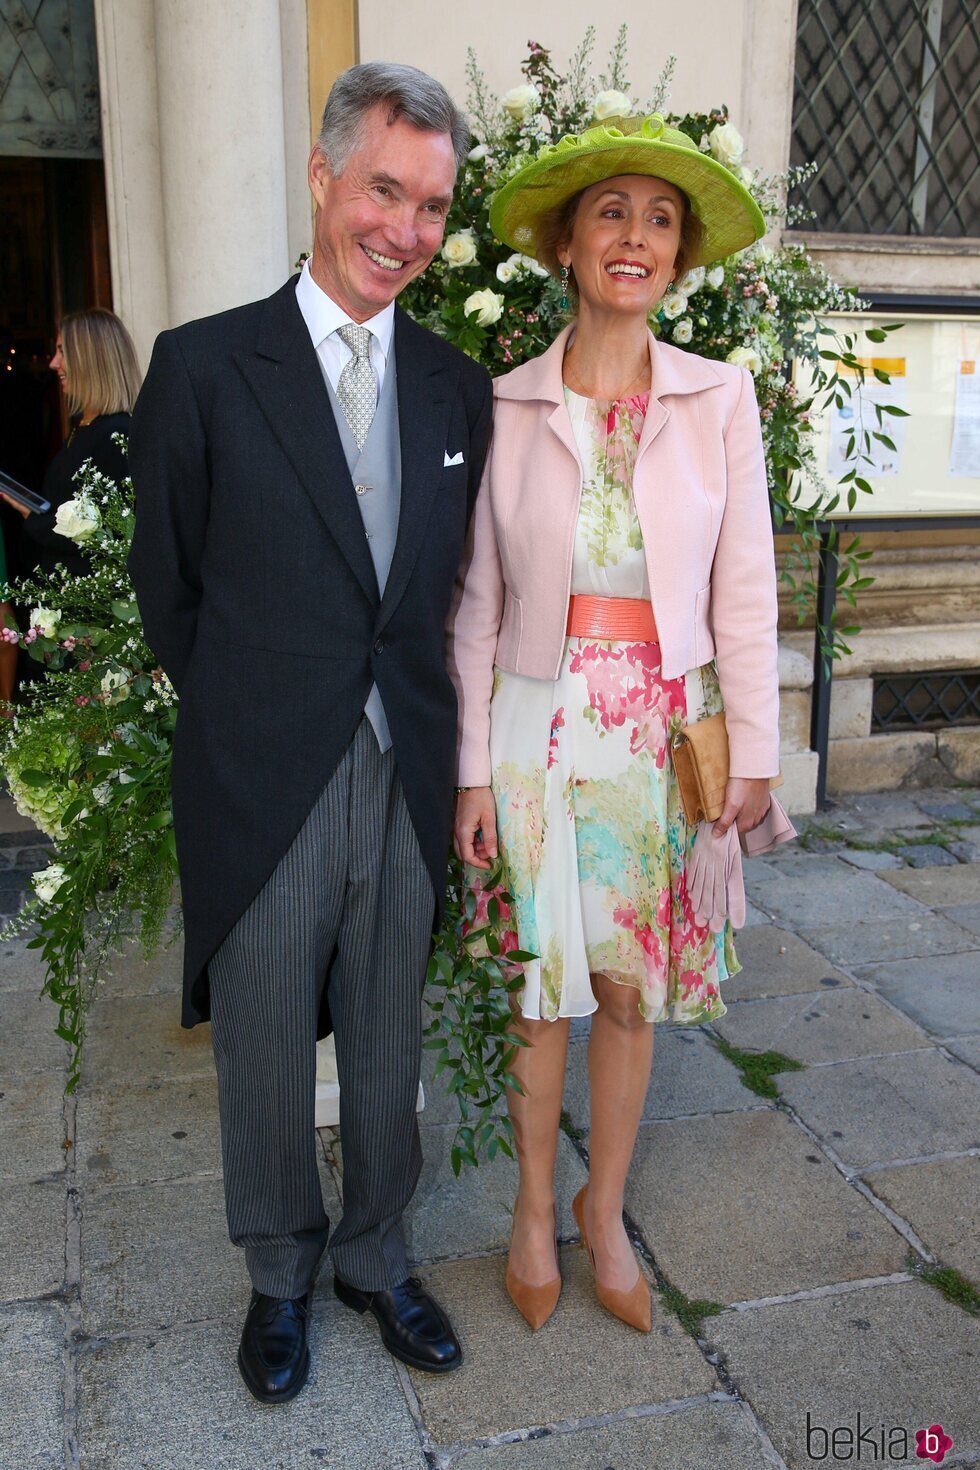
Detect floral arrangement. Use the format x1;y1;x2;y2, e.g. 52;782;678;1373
3;31;902;1151
1;450;178;1090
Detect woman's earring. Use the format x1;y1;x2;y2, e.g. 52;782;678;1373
666;280;675;293
559;264;570;312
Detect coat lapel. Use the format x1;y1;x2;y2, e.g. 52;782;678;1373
233;276;380;606
375;308;455;631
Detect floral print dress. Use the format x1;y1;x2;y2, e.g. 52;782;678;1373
468;387;739;1025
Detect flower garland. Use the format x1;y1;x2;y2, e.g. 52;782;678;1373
1;451;178;1091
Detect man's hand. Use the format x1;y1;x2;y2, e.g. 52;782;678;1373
712;776;771;839
453;786;498;870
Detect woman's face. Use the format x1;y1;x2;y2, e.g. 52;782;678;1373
50;337;67;392
559;173;684;320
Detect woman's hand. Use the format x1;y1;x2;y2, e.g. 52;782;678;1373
453;786;498;870
712;776;771;839
0;492;30;519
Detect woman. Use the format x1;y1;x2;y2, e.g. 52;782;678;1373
447;114;780;1334
1;309;140;577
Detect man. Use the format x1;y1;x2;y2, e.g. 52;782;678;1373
128;62;491;1401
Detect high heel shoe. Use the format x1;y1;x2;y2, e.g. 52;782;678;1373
572;1186;651;1333
505;1199;562;1330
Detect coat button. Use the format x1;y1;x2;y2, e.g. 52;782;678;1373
373;638;385;654
355;483;371;495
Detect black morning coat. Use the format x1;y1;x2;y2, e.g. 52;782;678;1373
127;275;493;1034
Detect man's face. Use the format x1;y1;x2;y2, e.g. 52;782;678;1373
308;103;458;321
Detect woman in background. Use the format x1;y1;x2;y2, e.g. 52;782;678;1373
1;308;140;578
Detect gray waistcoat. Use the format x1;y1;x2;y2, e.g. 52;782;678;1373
323;354;401;752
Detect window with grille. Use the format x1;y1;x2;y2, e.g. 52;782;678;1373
791;0;979;237
872;670;980;730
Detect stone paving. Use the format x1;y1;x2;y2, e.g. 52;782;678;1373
1;786;978;1470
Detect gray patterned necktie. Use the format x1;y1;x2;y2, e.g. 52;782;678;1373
336;323;377;450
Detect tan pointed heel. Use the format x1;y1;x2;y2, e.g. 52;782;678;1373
505;1201;562;1330
572;1186;651;1334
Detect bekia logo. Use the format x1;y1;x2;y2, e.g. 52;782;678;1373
915;1424;954;1464
805;1411;953;1462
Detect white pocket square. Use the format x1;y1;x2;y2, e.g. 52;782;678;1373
444;450;465;467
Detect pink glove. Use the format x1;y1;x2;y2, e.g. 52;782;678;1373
740;795;797;857
689;821;741;933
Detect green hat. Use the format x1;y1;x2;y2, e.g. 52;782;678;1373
488;112;765;268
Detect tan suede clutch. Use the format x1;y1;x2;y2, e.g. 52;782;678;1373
671;711;783;825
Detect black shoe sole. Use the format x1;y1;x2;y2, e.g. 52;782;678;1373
237;1344;310;1404
333;1277;462;1375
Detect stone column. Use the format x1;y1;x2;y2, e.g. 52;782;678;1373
152;0;291;327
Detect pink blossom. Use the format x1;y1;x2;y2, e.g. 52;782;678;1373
75;696;89;707
547;707;565;768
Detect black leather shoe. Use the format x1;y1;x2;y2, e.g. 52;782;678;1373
237;1289;311;1403
334;1274;462;1373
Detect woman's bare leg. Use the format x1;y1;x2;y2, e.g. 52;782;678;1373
505;1007;571;1285
584;972;654;1290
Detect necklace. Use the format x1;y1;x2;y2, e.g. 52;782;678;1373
562;353;650;401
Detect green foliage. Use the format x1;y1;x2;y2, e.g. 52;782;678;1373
425;855;533;1174
1;447;179;1091
659;1282;726;1337
707;1033;806;1099
908;1255;980;1317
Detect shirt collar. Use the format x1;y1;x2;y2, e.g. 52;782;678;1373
295;256;395;360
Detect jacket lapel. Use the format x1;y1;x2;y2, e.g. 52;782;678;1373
635;331;725;470
375;308;455;631
233;276;380;606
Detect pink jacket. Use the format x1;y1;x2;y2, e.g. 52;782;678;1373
447;321;780;787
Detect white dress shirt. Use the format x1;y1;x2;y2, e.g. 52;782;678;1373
294;256;395;398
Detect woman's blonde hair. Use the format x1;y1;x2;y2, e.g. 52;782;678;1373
60;308;141;419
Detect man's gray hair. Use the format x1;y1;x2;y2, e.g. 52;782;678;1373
318;62;470;175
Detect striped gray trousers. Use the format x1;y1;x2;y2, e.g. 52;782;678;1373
208;716;435;1299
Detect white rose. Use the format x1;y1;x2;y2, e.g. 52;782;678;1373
441;230;478;268
738;164;755;186
34;864;67;904
496;260;518;284
518;253;550;278
502;84;539;122
727;344;763;374
53;493;100;544
29;606;59;639
672;318;694;344
706;265;725;288
677;267;705;296
661;291;689;320
592;89;633;122
709;121;744;167
463;288;505;327
467;143;488;163
100;668;129;704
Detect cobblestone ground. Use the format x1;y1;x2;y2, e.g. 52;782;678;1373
1;787;978;1470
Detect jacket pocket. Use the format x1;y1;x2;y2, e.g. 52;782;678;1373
694;584;715;666
498;590;523;667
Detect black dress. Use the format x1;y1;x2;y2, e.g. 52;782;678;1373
24;412;131;577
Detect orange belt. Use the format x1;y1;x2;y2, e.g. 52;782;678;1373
566;594;658;641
